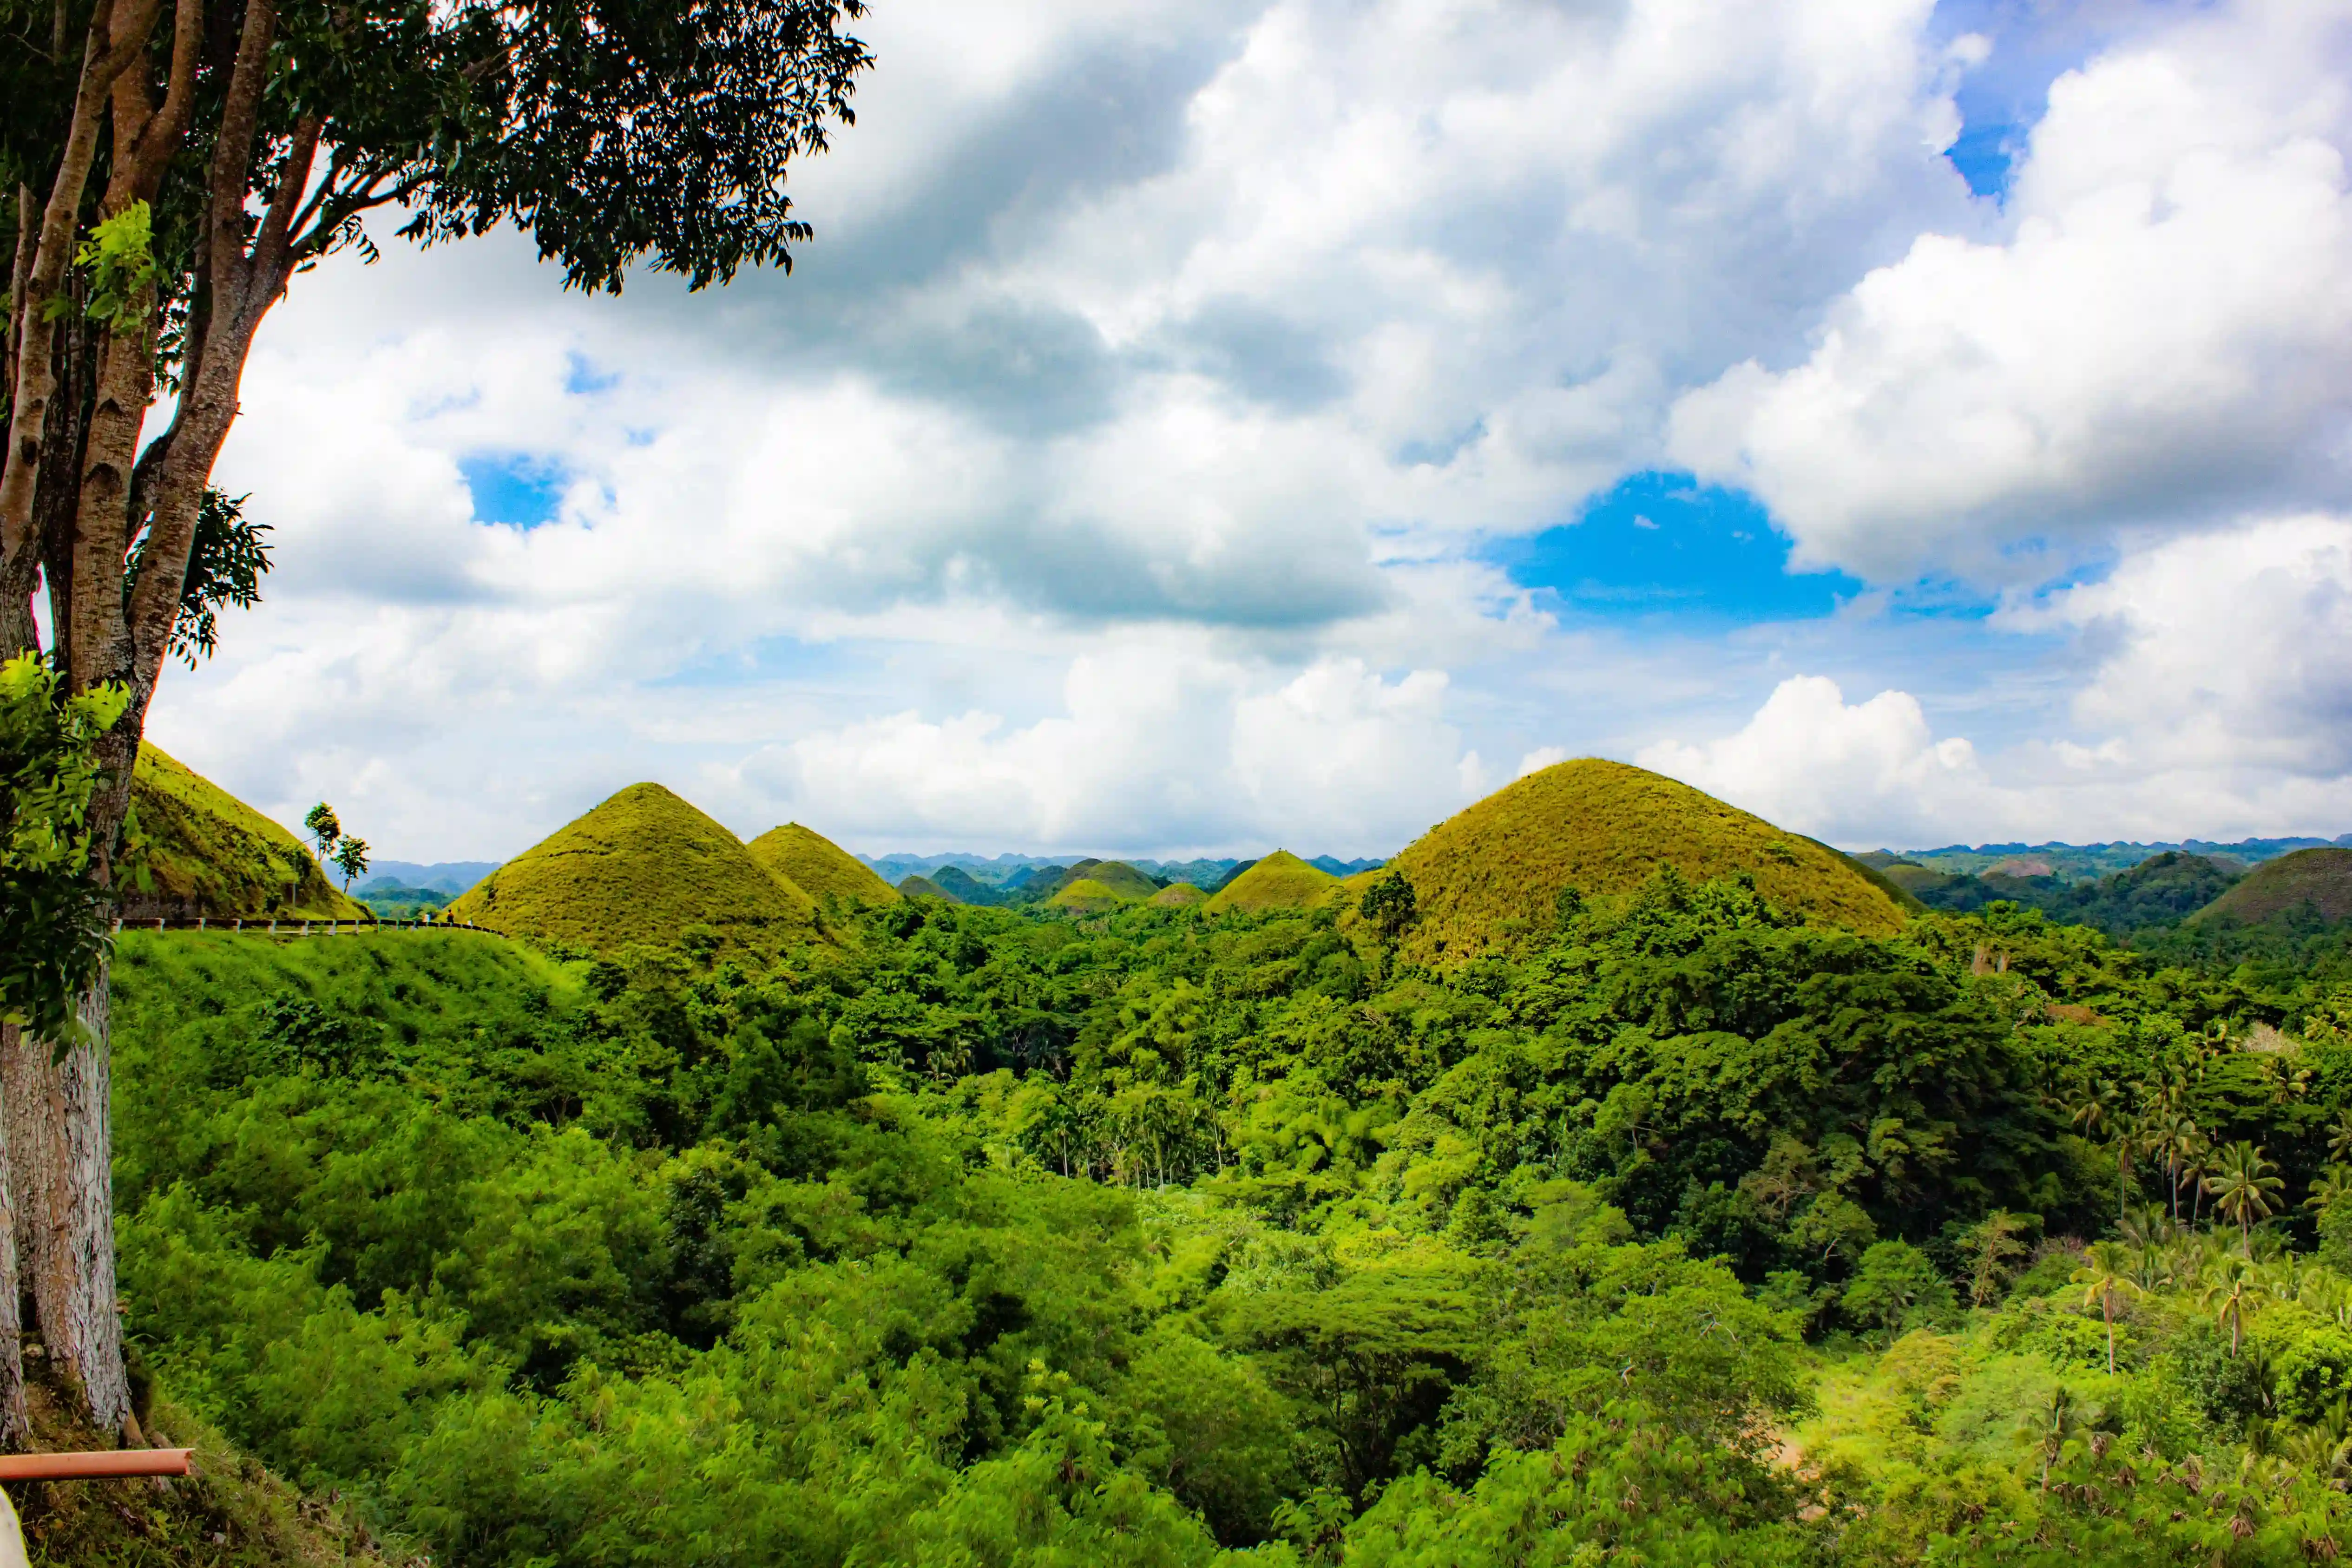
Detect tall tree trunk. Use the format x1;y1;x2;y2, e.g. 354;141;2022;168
0;1027;27;1450
11;977;131;1440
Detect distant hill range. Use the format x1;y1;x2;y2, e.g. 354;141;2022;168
865;850;1382;892
361;861;501;896
1862;842;2352;947
1871;835;2352;882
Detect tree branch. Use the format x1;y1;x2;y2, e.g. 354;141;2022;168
120;0;206;200
247;115;321;306
205;0;278;305
0;0;167;570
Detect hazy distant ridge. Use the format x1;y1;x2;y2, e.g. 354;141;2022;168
863;851;1383;888
1886;835;2352;881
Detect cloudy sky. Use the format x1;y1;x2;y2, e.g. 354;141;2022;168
144;0;2352;863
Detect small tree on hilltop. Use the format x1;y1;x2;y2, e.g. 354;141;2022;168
304;802;342;860
332;836;370;893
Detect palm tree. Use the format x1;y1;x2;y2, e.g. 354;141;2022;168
2306;1164;2352;1217
2151;1112;2199;1221
2328;1109;2352;1167
2182;1129;2214;1227
2205;1142;2286;1247
2202;1258;2255;1357
2070;1083;2130;1223
2025;1384;2079;1488
2120;1202;2174;1249
2073;1241;2142;1373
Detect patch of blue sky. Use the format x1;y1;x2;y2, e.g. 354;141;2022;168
563;351;619;395
461;452;569;530
1944;119;2019;200
1496;471;1863;624
648;635;864;690
1926;0;2183;202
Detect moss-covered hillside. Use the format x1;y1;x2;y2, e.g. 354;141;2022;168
1383;758;1911;962
1204;849;1341;914
18;1397;392;1567
748;822;900;909
126;746;365;922
445;783;822;953
2194;846;2352;924
1047;876;1132;912
1031;859;1158;903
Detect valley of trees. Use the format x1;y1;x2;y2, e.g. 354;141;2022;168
11;4;2352;1566
66;871;2352;1564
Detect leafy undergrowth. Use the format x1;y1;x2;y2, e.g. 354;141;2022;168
19;1384;397;1568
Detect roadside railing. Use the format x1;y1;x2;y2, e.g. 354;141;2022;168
113;915;499;937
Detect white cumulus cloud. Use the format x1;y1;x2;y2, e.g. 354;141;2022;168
1669;0;2352;581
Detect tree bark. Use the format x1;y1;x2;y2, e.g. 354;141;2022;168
11;980;131;1440
0;1027;27;1450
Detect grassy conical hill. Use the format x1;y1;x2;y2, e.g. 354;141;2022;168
1034;859;1159;902
748;822;899;909
445;784;821;952
2192;847;2352;925
1205;850;1342;914
898;874;958;901
1150;882;1207;908
1381;758;1910;962
126;745;365;921
1049;876;1136;912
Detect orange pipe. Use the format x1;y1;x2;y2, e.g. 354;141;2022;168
0;1449;192;1480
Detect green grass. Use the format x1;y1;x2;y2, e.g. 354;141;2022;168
1380;758;1911;963
2193;846;2352;924
746;822;899;908
1203;849;1341;914
127;746;364;921
1148;882;1207;908
897;873;955;901
1047;876;1132;912
445;783;822;953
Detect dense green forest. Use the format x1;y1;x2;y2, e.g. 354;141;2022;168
101;878;2352;1565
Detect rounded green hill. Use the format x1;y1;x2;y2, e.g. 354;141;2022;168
127;745;366;921
898;874;956;901
1149;882;1207;908
446;783;821;952
1048;876;1134;913
1380;758;1910;962
748;823;900;909
1033;859;1159;903
1205;850;1342;914
2192;847;2352;925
